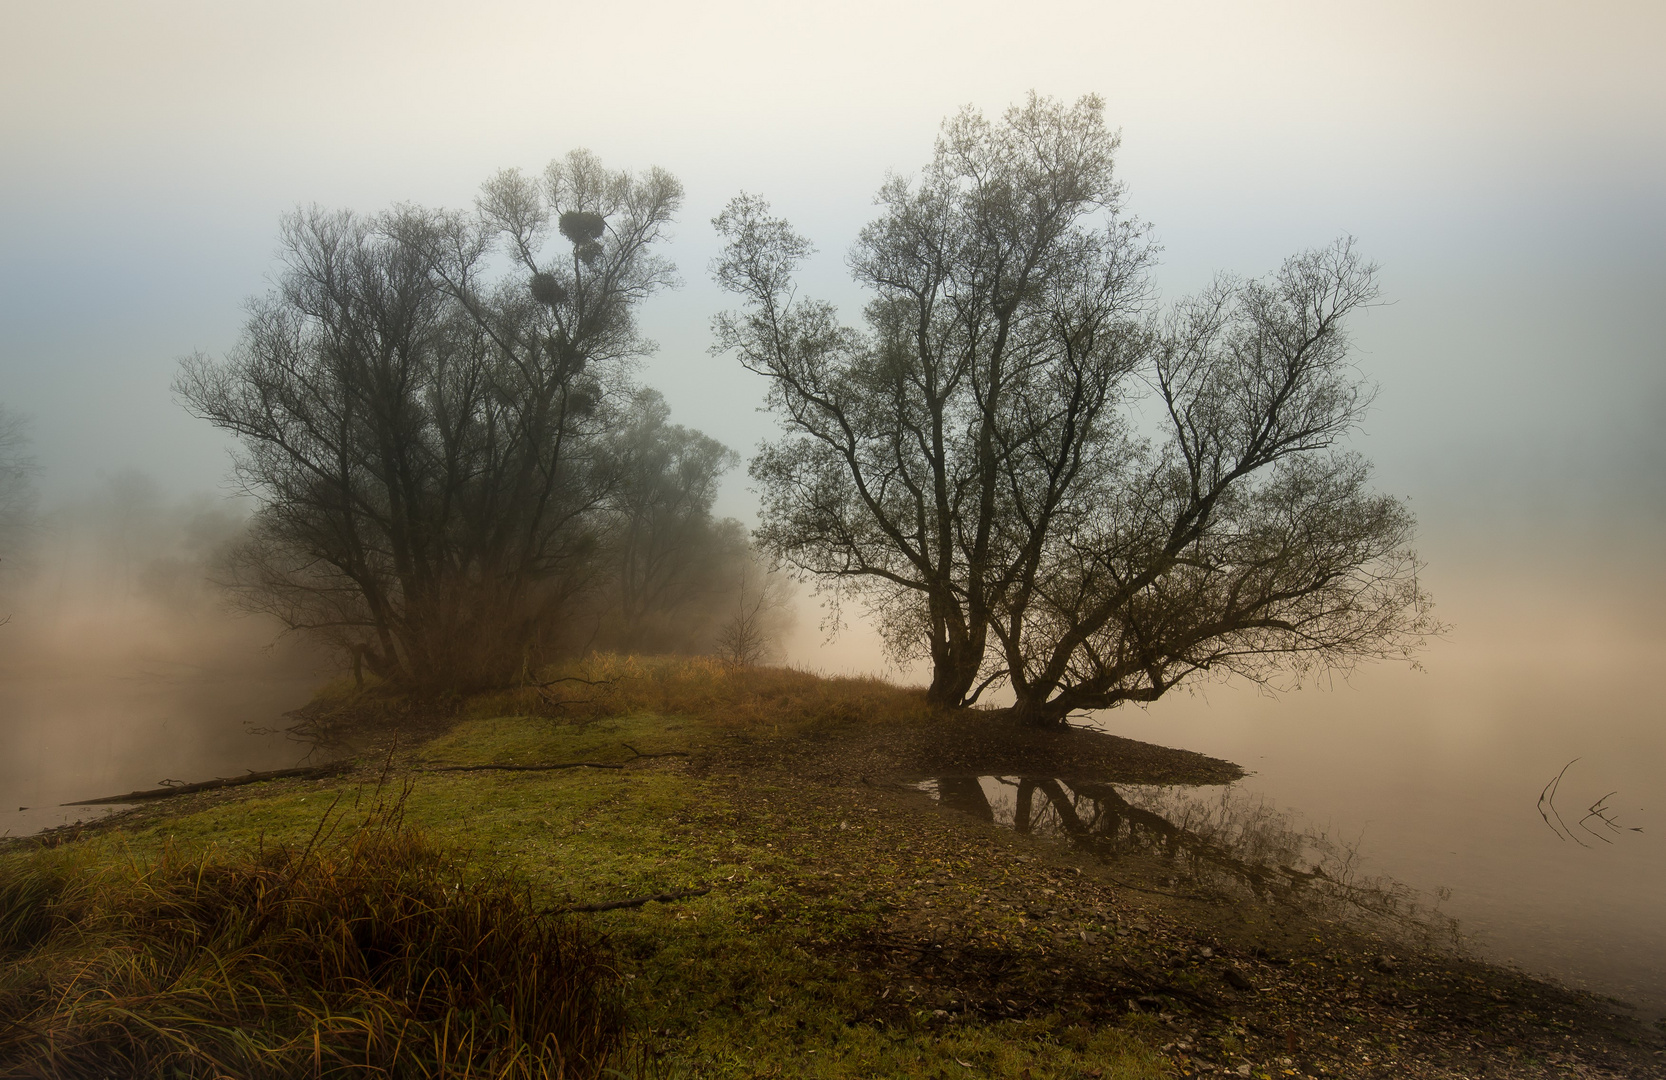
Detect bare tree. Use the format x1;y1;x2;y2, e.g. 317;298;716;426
714;95;1434;725
994;242;1436;724
715;558;790;667
178;152;683;689
714;94;1153;707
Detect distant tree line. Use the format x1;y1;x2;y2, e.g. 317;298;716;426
178;153;780;690
0;405;38;619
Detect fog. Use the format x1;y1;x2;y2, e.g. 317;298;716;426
1;0;1662;1020
0;473;327;836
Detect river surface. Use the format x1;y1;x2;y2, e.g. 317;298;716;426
0;602;326;838
0;667;320;838
1089;566;1666;1022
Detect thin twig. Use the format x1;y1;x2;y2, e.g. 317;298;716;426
1536;758;1588;846
1578;791;1622;844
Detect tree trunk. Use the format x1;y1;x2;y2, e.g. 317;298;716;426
1008;695;1072;728
924;604;987;707
925;659;980;708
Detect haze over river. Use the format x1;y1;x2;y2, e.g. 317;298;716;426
3;545;1661;1025
1101;556;1666;1021
0;599;325;839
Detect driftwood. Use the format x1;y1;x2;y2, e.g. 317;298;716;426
549;886;711;914
63;764;351;806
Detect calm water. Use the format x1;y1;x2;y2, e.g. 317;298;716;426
0;668;320;837
0;605;325;838
889;556;1665;1020
1091;569;1666;1021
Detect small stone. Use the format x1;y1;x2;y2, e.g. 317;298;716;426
1236;1065;1253;1077
1221;966;1255;992
1374;955;1398;974
1199;946;1214;958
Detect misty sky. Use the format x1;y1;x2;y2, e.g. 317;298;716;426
2;0;1662;554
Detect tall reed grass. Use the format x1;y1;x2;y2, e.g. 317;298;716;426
0;794;621;1079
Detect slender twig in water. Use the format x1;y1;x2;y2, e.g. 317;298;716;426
1577;791;1624;844
1537;758;1588;846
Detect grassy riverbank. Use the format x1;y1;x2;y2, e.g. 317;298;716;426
3;659;1660;1078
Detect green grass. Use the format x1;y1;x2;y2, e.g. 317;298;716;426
1;668;1174;1079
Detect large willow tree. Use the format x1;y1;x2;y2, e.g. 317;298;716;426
714;95;1434;724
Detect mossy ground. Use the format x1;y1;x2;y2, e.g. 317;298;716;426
6;659;1662;1078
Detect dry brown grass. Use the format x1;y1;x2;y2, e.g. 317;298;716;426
492;655;940;735
0;793;622;1079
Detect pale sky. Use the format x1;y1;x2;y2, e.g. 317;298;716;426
2;0;1662;548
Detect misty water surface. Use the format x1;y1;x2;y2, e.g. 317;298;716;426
1085;559;1666;1021
1;665;319;838
0;527;326;837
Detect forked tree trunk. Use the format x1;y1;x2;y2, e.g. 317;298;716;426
1008;694;1073;728
924;598;988;707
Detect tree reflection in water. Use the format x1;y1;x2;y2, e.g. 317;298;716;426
922;775;1459;948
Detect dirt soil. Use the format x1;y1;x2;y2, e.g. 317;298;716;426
696;721;1666;1079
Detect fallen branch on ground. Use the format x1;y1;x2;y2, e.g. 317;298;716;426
620;743;690;759
549;886;711;914
532;674;623;689
423;745;690;774
427;761;625;773
63;764;351;806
